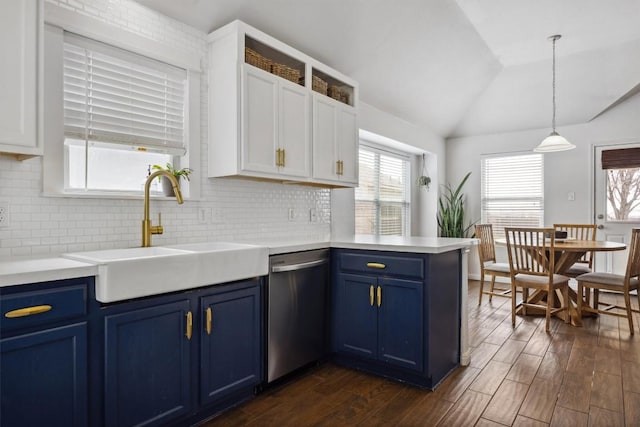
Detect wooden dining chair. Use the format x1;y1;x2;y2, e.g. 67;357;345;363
505;227;570;332
576;228;640;335
554;223;597;277
475;224;511;305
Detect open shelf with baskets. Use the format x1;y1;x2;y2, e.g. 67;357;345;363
244;36;305;86
311;68;354;106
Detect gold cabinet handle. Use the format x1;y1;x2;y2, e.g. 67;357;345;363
336;160;341;175
276;149;281;167
377;286;382;307
369;285;374;306
366;262;386;269
206;307;212;335
186;311;193;340
281;148;285;167
5;305;52;318
339;160;344;176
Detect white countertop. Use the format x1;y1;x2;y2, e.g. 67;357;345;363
0;256;99;288
0;236;476;287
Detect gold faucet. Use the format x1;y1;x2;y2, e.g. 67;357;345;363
142;170;184;247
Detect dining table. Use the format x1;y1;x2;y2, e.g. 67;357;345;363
495;238;626;326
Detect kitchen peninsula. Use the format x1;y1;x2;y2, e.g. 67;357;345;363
0;236;474;426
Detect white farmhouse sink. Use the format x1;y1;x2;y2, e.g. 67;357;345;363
63;242;268;303
167;242;269;287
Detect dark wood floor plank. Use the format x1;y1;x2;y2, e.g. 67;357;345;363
549;406;588;427
623;390;640;427
434;365;482;403
556;372;592;413
395;393;454;426
590;371;624;413
470;341;502;369
436;389;492;427
519;377;562;423
621;360;640;393
507;353;543;385
587;406;624;427
493;339;528;364
469;360;512;395
513;415;550;426
482;379;529;426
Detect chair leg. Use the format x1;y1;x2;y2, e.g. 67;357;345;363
546;285;554;333
624;291;634;335
563;285;570;324
511;280;516;327
577;283;583;322
594;289;599;309
523;288;528;316
478;273;485;305
489;276;496;302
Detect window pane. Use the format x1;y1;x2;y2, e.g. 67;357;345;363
606;168;640;221
355;144;410;236
65;138;170;193
481;153;543;239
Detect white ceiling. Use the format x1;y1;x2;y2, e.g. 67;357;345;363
135;0;640;138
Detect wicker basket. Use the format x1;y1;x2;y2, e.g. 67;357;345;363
244;47;272;72
271;63;301;84
312;75;328;95
328;85;350;105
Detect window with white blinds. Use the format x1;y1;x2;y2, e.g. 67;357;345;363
63;33;187;155
355;144;411;236
481;153;544;239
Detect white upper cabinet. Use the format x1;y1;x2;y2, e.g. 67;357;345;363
207;20;357;187
0;0;41;158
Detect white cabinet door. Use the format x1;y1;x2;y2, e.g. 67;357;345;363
0;0;39;157
312;95;358;185
279;81;309;178
242;67;278;174
312;95;338;181
337;107;358;184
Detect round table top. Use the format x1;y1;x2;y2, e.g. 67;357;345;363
495;239;626;252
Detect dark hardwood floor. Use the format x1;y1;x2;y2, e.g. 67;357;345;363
201;280;640;426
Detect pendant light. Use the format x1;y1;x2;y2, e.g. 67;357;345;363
534;35;576;153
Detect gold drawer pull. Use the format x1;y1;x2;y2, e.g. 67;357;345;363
5;305;53;318
369;285;374;306
366;262;386;269
206;307;212;335
186;311;193;340
377;286;382;307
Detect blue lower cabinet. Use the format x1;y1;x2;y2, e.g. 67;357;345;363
335;273;377;358
0;323;88;427
103;300;192;427
378;277;424;372
200;283;261;406
332;249;460;389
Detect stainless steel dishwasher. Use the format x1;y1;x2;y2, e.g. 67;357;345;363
266;248;329;383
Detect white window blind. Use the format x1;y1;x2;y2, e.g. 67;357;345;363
355;144;410;236
63;33;187;155
481;153;544;239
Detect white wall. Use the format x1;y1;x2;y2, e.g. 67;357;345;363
331;102;446;239
446;93;640;276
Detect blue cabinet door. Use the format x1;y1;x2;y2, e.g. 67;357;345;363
200;281;261;406
378;278;424;372
0;323;88;427
335;273;377;359
104;299;191;427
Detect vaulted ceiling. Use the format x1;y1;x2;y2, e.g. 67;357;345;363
135;0;640;139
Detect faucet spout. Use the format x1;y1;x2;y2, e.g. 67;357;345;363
142;170;184;247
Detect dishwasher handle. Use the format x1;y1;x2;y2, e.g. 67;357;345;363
271;258;328;273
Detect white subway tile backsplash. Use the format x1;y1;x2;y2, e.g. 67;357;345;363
1;0;331;256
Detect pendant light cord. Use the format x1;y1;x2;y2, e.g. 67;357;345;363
551;36;557;133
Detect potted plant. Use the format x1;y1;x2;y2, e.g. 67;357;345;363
151;163;192;197
437;171;475;237
417;153;431;190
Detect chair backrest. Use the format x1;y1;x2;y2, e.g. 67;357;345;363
624;228;640;289
475;224;497;265
505;227;556;278
554;223;597;265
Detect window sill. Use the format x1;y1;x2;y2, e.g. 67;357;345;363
42;191;201;202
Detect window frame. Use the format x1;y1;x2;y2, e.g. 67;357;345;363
42;8;201;200
355;141;412;236
481;152;544;239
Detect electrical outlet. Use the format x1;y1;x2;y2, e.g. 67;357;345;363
0;201;9;227
198;208;210;224
288;208;295;221
309;208;317;223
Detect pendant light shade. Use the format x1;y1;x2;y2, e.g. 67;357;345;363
534;35;575;153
